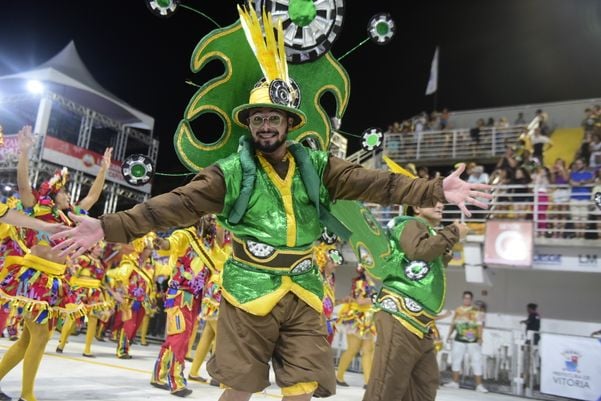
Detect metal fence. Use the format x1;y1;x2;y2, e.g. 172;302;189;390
346;125;526;167
367;183;601;239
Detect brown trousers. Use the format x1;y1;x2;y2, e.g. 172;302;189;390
363;311;439;401
207;293;336;396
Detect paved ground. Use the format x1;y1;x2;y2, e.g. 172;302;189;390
0;335;534;400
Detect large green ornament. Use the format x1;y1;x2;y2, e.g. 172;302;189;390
330;200;392;276
174;21;350;171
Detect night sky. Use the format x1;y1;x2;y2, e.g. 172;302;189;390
1;0;601;194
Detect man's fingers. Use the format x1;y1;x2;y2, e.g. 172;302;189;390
50;227;77;242
452;163;465;177
70;247;86;259
467;197;489;209
469;190;494;200
68;212;85;223
58;241;84;258
469;182;493;191
458;202;472;217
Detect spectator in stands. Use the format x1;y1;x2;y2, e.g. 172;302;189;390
514;112;526;125
531;128;553;165
591;169;601;238
519;149;538;172
589;133;601;170
440;108;450;130
569;158;594;239
582;108;597;138
520;303;541;345
417;166;430;179
532;166;552;236
496;117;509;129
550;158;570;238
470;119;485;153
485;117;495;127
490;168;512;218
444;291;488;393
511;167;532;219
535;109;550;135
496;146;518;172
468;165;489;185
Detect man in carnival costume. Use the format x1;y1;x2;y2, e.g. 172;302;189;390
53;6;491;400
0;126;110;401
362;202;468;401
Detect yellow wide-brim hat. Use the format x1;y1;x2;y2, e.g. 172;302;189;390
233;83;306;131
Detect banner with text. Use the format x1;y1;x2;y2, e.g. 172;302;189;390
42;136;151;194
533;245;601;273
541;333;601;401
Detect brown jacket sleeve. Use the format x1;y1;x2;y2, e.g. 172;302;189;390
323;156;446;207
399;220;459;264
100;165;226;243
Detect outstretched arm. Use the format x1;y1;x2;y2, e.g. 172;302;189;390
324;157;492;216
0;205;66;234
51;165;226;257
16;126;36;208
79;147;113;211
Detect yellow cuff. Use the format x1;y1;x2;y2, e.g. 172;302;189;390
281;381;318;396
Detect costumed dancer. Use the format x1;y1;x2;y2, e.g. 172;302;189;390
362;202;468;401
188;218;230;385
0;126;110;401
149;222;211;397
335;265;377;388
0;197;32;340
185;215;220;360
50;6;491;399
314;242;343;345
112;234;157;359
56;241;116;357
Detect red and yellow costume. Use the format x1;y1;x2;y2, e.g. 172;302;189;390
57;244;113;356
188;232;231;382
151;227;212;394
111;234;157;359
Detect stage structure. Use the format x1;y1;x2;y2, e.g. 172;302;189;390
0;41;158;214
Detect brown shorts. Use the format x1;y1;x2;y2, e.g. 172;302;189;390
207;293;336;396
363;311;439;401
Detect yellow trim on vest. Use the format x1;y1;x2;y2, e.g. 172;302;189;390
221;276;322;317
281;381;318;396
256;152;297;247
391;314;427;339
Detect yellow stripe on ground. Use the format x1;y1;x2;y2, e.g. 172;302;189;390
544;127;584;167
0;344;282;399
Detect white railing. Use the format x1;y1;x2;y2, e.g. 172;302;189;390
345;125;526;168
382;125;526;164
367;183;600;239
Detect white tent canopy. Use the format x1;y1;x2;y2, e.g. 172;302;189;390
0;41;154;130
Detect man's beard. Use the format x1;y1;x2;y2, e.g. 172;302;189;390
252;130;287;153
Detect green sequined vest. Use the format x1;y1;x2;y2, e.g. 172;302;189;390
369;216;446;316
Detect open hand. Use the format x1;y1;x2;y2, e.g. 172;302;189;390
51;213;105;258
443;163;493;217
101;147;113;170
17;125;34;153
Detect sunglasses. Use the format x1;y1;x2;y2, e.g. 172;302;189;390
248;114;285;128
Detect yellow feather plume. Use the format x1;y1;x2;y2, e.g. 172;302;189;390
237;2;289;83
